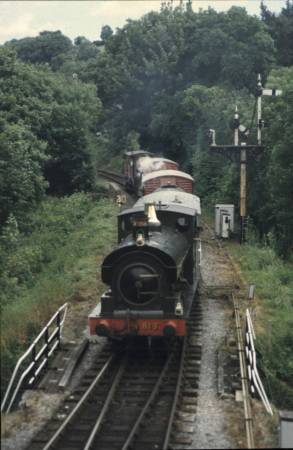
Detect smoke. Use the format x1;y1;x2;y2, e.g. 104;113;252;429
136;156;165;174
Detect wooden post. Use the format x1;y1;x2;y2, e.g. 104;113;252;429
209;74;280;245
234;106;239;146
257;75;262;145
240;147;247;243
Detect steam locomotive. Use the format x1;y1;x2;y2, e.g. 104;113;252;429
89;181;201;338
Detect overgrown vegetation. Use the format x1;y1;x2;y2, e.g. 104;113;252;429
0;193;118;394
230;240;293;408
0;47;102;227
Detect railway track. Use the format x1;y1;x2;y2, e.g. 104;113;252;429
29;301;202;450
97;169;126;186
204;223;255;448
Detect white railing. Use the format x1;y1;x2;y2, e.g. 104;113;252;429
245;308;273;415
1;303;68;413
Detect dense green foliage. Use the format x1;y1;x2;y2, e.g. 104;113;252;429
5;31;73;69
85;5;274;156
1;193;117;394
0;47;102;225
263;68;293;258
0;122;47;226
261;0;293;66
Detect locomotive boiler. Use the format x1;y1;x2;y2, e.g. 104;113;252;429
89;187;201;338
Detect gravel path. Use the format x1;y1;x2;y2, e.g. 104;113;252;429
189;230;238;449
191;296;235;449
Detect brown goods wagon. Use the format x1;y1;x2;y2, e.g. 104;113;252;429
136;157;178;176
161;160;178;170
142;170;193;195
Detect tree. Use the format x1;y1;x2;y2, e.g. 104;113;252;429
45;102;96;193
261;0;293;66
74;36;99;61
0;47;103;205
265;68;293;257
100;25;113;42
83;4;275;165
5;31;73;69
0;122;47;226
0;47;17;77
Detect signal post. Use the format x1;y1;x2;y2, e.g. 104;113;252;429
209;75;281;243
210;137;263;244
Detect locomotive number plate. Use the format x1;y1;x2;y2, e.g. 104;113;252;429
141;321;159;331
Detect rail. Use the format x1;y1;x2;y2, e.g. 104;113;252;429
31;297;201;449
1;303;68;413
121;351;173;450
232;292;255;449
97;169;125;185
42;354;115;450
205;224;255;447
163;337;187;449
245;308;273;415
40;345;184;450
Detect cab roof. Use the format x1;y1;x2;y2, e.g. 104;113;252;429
119;188;201;217
136;188;200;214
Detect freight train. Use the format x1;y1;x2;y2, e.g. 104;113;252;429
89;154;201;339
124;150;195;197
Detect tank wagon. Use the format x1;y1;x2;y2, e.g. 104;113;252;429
124;150;179;195
89;186;201;338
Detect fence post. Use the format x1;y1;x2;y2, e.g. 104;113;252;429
57;313;61;348
44;327;49;367
31;346;36;363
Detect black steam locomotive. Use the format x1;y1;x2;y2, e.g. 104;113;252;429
89;186;201;338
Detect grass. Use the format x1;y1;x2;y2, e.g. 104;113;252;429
229;241;293;409
0;193;118;395
202;206;293;408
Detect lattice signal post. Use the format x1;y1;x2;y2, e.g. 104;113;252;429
209;75;281;244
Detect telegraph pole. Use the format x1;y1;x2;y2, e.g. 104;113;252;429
209;74;281;244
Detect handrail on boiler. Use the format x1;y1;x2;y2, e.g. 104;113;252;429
1;303;68;413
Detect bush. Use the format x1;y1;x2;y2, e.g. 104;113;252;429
263;369;293;410
0;193;118;395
